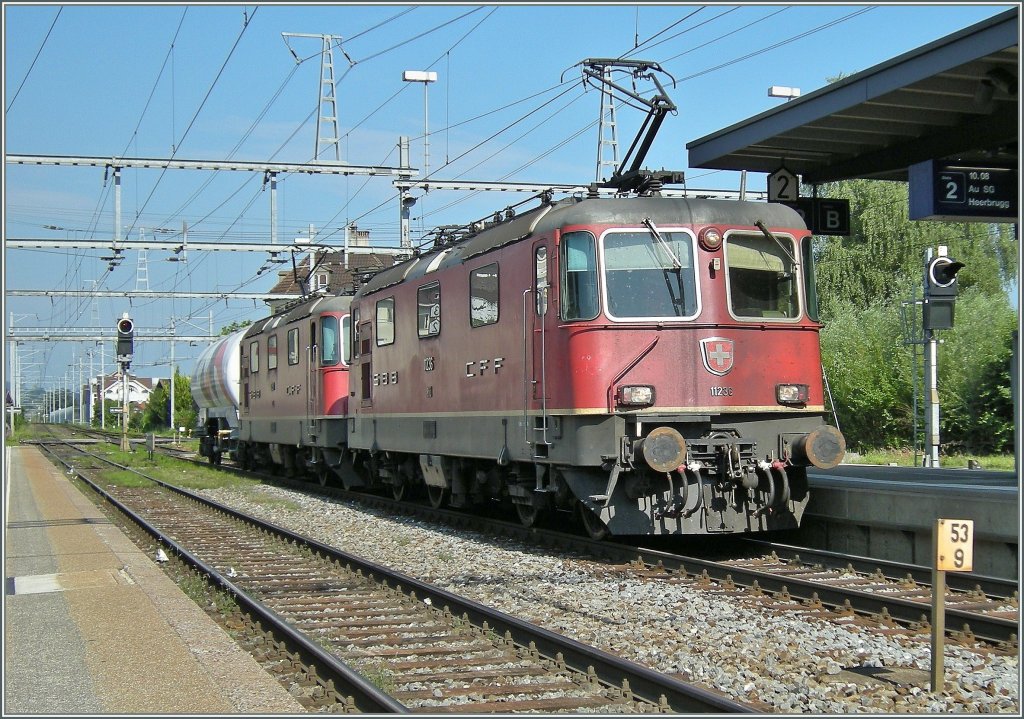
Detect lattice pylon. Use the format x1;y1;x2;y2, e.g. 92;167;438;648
596;67;619;183
135;229;149;292
316;36;341;162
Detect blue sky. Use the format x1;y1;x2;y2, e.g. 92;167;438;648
3;2;1015;396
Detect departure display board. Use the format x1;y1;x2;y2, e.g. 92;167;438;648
909;159;1017;223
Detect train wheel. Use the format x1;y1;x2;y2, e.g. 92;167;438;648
578;503;609;541
392;481;406;502
427;485;448;509
317;467;330;487
514;501;539;528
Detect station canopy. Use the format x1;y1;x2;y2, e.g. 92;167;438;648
686;8;1018;185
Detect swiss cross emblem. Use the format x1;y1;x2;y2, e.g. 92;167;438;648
700;337;734;376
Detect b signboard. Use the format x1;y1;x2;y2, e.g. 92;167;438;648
780;197;850;236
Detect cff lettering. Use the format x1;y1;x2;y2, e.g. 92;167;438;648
466;357;505;377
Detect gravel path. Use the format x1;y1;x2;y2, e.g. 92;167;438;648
199;484;1020;713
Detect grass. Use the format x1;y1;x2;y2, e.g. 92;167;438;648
844;448;1016;471
28;435;257;492
355;661;397;694
178;573;240;617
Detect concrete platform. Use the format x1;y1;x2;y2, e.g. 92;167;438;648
3;443;305;714
801;466;1019;579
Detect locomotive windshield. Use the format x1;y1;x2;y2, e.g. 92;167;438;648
320;315;340;366
602;230;698;319
725;232;800;319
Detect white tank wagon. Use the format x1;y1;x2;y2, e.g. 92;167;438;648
190;328;246;464
47;406;76;424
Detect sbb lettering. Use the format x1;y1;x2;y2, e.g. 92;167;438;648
373;371;399;386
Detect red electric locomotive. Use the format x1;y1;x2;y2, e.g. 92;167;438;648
234;294;353;483
346;194;845;538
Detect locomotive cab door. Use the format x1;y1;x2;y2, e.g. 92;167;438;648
307;319;318;437
356;319;373;407
528;241;552;456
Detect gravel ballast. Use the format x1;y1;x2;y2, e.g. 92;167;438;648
199;484;1020;713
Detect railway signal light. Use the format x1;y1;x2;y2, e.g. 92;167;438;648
116;314;134;365
923;251;964;330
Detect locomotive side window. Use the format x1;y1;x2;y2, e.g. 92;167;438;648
357;320;372;356
351;307;360;358
802;237;819;321
249;341;259;373
603;230;698;319
535;246;548;315
376;297;395;346
560;231;599;320
320;316;340;366
725;233;799;319
470;263;499;327
341;314;351;365
287;328;300;365
417;283;441;338
267;335;278;370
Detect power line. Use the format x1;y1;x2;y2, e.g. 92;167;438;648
655;7;790;65
629;6;707;54
122;7;259;242
669;8;875;82
5;6;61;114
357;6;485;65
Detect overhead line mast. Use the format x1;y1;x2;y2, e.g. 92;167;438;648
282;32;349;162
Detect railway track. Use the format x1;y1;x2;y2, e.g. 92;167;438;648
34;432;753;714
239;470;1018;651
46;428;1021;650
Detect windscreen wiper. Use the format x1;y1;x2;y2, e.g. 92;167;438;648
754;219;798;267
643;217;686;315
642;217;681;269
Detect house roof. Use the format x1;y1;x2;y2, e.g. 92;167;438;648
268;250;400;296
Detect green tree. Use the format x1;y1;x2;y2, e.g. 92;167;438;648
170;370;197;431
812;178;1018;453
219;319;253;336
937;287;1016;453
820;277;917;450
812;179;1016;321
140;370;196;432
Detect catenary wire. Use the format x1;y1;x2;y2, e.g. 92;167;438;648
5;6;61;114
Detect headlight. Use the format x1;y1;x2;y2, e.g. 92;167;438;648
776;383;809;405
699;227;723;251
617;385;655;407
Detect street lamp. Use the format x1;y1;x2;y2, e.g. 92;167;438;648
768;85;801;101
402;70;438;184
